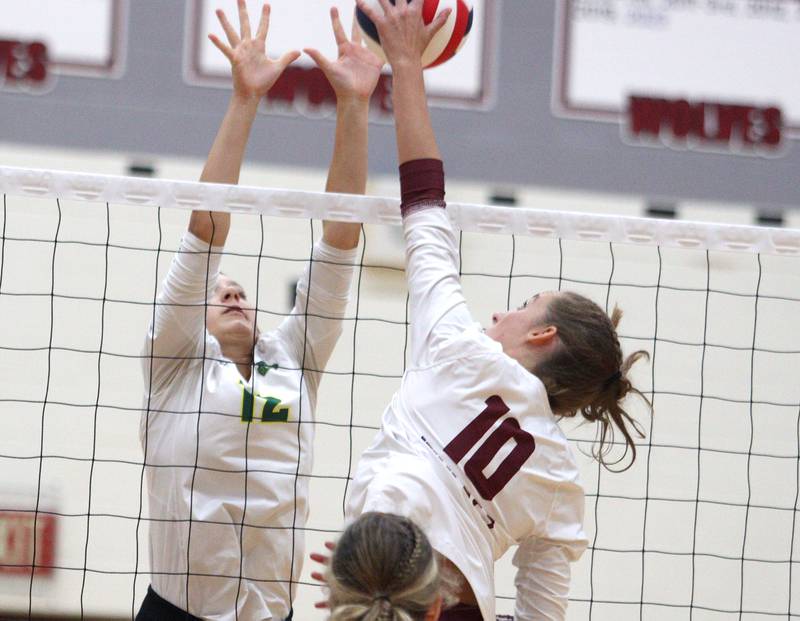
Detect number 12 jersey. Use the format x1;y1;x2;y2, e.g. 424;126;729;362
346;207;589;621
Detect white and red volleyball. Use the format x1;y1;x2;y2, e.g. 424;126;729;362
356;0;474;69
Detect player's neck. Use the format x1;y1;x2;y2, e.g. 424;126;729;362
219;336;256;380
236;363;253;382
498;341;535;372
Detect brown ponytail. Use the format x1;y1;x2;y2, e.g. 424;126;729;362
533;292;652;471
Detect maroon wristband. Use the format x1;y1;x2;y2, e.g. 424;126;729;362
399;158;446;217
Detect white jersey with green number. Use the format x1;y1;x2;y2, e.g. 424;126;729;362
141;231;356;621
346;207;588;621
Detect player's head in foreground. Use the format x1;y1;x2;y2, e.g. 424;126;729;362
326;512;443;621
486;290;651;470
207;274;259;350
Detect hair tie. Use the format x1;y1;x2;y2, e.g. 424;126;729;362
373;595;393;619
603;370;622;390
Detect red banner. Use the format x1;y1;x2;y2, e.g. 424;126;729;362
265;65;393;115
0;512;57;576
628;95;782;153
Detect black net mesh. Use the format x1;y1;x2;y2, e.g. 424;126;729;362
0;189;798;619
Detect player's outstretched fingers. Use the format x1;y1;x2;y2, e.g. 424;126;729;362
312;540;335;609
303;48;331;72
356;0;385;25
330;6;349;46
425;7;452;41
276;50;301;72
310;570;326;583
376;0;395;15
237;0;252;39
255;3;270;42
208;33;234;62
407;0;424;16
350;8;363;44
309;551;331;566
216;9;240;47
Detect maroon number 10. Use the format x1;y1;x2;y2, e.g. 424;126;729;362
443;395;536;501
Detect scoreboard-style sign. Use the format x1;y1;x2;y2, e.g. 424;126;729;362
0;511;57;576
0;0;127;92
184;0;498;118
553;0;799;156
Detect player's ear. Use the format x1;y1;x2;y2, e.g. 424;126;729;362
425;595;443;621
526;324;557;347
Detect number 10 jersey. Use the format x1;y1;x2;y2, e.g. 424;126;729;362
346;207;589;621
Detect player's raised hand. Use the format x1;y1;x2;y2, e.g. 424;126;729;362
304;7;384;104
208;1;300;100
355;0;450;68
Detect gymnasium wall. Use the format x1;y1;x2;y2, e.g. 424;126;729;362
2;1;799;619
1;0;798;209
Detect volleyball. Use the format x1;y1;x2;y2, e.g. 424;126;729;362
356;0;474;69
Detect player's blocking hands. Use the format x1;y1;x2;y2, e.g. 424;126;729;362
355;0;450;68
208;0;300;100
304;7;384;104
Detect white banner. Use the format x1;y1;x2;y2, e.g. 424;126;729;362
0;0;127;77
554;0;800;134
184;0;497;111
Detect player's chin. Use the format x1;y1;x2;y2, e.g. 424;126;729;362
223;315;257;334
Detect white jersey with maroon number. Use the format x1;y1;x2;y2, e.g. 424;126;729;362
346;208;588;621
141;231;356;621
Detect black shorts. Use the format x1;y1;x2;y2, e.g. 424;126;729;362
135;587;202;621
135;586;294;621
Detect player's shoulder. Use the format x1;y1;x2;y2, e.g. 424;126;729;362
431;327;553;401
434;323;511;363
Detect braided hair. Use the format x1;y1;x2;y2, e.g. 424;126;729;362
326;513;440;621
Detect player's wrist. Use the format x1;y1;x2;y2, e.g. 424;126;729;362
335;94;371;113
230;90;262;111
388;56;424;74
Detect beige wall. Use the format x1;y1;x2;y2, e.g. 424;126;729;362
0;147;798;618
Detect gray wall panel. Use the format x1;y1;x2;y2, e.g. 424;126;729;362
1;0;797;208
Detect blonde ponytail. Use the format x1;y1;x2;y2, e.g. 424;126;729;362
327;513;440;621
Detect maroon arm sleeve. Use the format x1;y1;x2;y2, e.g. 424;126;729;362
399;158;446;218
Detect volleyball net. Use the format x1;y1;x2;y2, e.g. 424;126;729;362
0;165;798;619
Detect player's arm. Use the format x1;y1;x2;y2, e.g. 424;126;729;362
512;482;588;620
145;2;298;391
512;538;572;621
371;1;444;165
276;8;383;385
191;1;299;244
306;7;380;250
356;0;471;366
